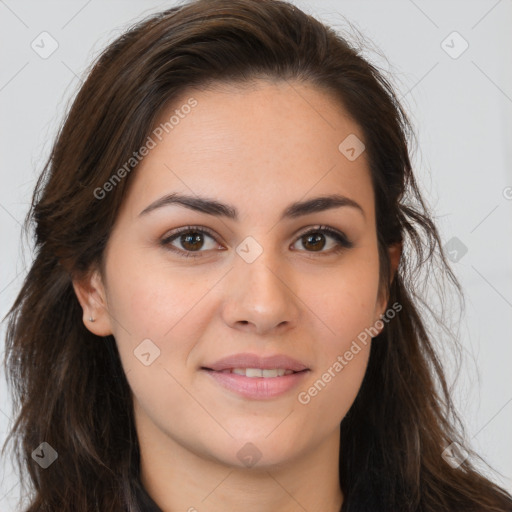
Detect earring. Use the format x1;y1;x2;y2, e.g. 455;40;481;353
89;317;95;322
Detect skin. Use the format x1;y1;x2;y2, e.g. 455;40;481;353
74;79;401;512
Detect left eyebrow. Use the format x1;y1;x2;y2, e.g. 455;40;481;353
138;192;366;221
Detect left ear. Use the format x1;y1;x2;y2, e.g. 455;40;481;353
374;241;402;325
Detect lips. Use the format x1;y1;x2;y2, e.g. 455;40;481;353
200;353;311;399
201;353;310;373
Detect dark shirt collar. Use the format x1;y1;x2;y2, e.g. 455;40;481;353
133;477;163;512
133;477;347;511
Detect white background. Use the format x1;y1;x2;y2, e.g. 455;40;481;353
1;0;511;509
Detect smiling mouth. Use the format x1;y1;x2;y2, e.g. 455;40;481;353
201;367;308;378
201;366;310;399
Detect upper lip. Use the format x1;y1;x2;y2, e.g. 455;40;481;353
202;353;309;372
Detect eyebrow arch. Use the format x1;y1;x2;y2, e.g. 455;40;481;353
138;192;365;221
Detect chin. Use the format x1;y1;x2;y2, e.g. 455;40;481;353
231;437;306;471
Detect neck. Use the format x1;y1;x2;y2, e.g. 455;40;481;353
136;411;343;512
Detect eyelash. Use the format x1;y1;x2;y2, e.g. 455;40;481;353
160;225;354;259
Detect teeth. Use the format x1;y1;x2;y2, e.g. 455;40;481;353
230;368;294;378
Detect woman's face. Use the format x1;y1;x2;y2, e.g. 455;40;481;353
77;79;397;469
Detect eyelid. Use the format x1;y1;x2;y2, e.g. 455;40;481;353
163;225;219;241
294;225;352;244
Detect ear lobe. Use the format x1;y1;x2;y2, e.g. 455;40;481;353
72;269;113;336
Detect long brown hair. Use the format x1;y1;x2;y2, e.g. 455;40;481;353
3;1;511;511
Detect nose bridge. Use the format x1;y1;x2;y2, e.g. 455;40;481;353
235;234;289;304
221;234;300;332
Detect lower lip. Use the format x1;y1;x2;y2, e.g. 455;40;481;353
202;369;310;399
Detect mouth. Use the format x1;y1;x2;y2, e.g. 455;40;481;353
201;353;310;373
200;353;310;399
200;366;310;400
201;367;308;378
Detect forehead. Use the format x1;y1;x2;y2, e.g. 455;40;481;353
118;79;375;224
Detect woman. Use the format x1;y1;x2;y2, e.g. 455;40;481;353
3;0;511;511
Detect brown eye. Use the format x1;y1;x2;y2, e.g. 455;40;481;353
292;226;353;255
160;226;221;258
178;232;205;251
301;232;326;252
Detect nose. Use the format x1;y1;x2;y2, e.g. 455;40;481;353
220;246;301;336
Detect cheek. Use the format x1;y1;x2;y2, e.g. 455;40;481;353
102;248;219;405
296;343;371;433
304;252;381;344
293;255;379;417
299;257;379;402
105;260;211;427
294;269;376;423
105;249;216;340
